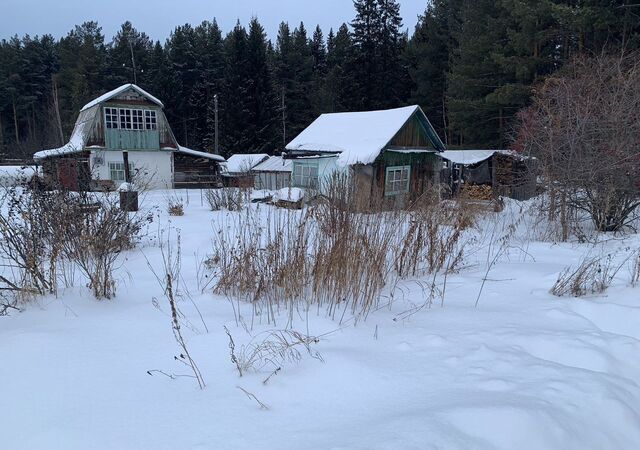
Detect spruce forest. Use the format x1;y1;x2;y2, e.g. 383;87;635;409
0;0;638;159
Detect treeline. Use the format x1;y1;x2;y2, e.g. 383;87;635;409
0;0;638;159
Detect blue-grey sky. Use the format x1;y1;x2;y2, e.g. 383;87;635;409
1;0;426;42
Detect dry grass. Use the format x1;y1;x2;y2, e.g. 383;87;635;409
551;253;624;297
630;251;640;287
225;326;322;376
166;194;185;216
208;176;481;325
205;188;246;211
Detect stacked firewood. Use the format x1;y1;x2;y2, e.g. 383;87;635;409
461;184;493;200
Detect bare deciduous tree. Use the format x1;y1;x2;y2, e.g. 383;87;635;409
516;53;640;235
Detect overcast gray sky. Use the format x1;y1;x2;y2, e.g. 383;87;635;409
1;0;426;42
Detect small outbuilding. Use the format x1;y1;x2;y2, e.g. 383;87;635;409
252;156;292;190
440;150;537;200
33;83;224;190
221;153;269;187
284;105;445;209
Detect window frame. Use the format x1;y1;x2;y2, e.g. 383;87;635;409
104;107;119;129
385;165;411;196
145;110;157;130
292;162;319;188
119;108;132;130
131;109;144;130
108;161;134;182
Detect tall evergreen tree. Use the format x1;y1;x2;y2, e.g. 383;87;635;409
325;24;354;111
350;0;407;109
57;22;108;135
244;18;278;153
221;21;250;155
189;20;225;152
165;24;199;145
107;22;154;87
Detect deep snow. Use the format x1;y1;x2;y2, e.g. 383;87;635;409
2;191;640;450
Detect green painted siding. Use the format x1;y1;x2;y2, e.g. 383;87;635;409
379;150;438;167
105;129;160;151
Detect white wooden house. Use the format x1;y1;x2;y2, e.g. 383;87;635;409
33;84;224;190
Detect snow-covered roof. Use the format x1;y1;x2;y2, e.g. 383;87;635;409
252;156;292;172
33;112;94;160
176;146;225;162
80;84;163;111
440;150;522;165
285;105;443;167
224;153;269;173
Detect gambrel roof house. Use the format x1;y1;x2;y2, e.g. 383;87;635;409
284;105;446;208
34;84;224;190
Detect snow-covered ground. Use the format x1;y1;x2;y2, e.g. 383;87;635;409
2;190;640;450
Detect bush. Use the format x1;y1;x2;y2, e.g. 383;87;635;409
0;186;147;301
205;188;245;211
166;194;185;216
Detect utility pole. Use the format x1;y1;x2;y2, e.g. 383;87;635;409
282;85;286;148
128;37;137;85
214;94;219;154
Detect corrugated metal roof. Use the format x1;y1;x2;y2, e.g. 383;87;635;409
252;156;292;172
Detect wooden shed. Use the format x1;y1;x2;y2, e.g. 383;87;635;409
440;150;537;200
284;105;445;209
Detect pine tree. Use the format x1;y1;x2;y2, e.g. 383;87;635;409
57;22;108;135
107;21;153;87
221;21;250;156
189;20;225;152
165;24;199;146
406;1;454;142
244;18;278;153
325;24;354;111
350;0;407;109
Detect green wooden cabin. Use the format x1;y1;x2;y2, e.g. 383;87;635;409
284;105;445;209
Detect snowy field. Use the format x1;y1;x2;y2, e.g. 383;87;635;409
2;189;640;450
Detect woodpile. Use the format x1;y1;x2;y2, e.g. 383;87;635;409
461;184;493;200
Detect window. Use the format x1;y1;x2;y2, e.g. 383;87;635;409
119;109;132;129
109;162;134;182
293;162;319;188
385;165;411;196
107;108;156;131
105;108;119;129
145;110;157;130
132;109;144;130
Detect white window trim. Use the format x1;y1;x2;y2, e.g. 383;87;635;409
108;162;134;182
385;165;411;196
104;107;119;129
144;110;157;130
293;162;319;188
106;107;157;131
